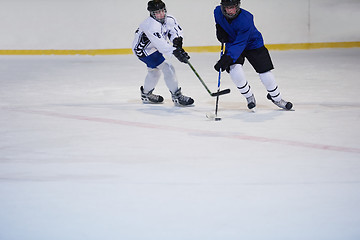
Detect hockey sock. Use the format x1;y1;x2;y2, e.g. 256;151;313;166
259;71;282;102
158;61;179;94
143;68;161;93
229;64;253;98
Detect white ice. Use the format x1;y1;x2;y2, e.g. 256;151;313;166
1;48;360;240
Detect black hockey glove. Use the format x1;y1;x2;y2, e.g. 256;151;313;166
173;37;183;49
173;48;190;63
216;24;229;43
214;54;233;72
173;37;189;63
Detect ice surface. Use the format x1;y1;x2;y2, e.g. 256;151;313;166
1;49;360;240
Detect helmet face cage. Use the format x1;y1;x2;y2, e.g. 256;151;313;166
148;0;167;24
221;0;241;19
150;7;167;24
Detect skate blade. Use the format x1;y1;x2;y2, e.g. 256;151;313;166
249;107;257;113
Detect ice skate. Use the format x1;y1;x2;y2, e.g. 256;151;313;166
140;86;164;104
171;88;194;106
267;93;293;110
246;94;256;110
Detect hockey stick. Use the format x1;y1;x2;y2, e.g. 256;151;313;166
187;61;230;97
213;42;225;121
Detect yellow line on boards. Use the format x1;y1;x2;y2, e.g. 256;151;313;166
186;42;360;52
0;49;133;55
0;42;359;55
266;42;360;51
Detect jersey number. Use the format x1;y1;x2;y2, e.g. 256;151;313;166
153;32;161;39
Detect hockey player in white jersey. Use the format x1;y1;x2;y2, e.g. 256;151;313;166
132;0;194;106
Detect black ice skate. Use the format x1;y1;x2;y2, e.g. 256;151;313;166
246;94;256;109
140;86;164;104
267;93;293;110
171;88;194;106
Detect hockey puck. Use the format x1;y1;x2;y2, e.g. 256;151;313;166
206;112;215;119
206;113;222;121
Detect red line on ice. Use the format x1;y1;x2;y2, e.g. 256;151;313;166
8;108;360;154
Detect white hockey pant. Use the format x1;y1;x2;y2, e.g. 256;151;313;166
143;61;179;94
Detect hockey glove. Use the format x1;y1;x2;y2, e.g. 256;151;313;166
173;37;183;49
216;24;229;43
173;48;190;63
214;54;233;72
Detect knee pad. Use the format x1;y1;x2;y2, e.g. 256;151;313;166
147;67;161;79
158;62;175;77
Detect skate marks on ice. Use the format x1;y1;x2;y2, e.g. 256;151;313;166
133;99;290;122
204;100;294;121
294;101;360;110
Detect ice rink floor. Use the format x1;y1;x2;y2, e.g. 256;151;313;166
1;48;360;240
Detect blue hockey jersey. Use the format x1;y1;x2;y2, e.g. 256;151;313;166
214;6;264;61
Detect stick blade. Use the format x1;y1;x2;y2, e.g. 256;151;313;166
211;89;231;97
206;113;222;121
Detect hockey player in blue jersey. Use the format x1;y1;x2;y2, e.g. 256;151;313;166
214;0;293;110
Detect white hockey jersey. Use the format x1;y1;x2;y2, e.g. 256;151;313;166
132;15;184;59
